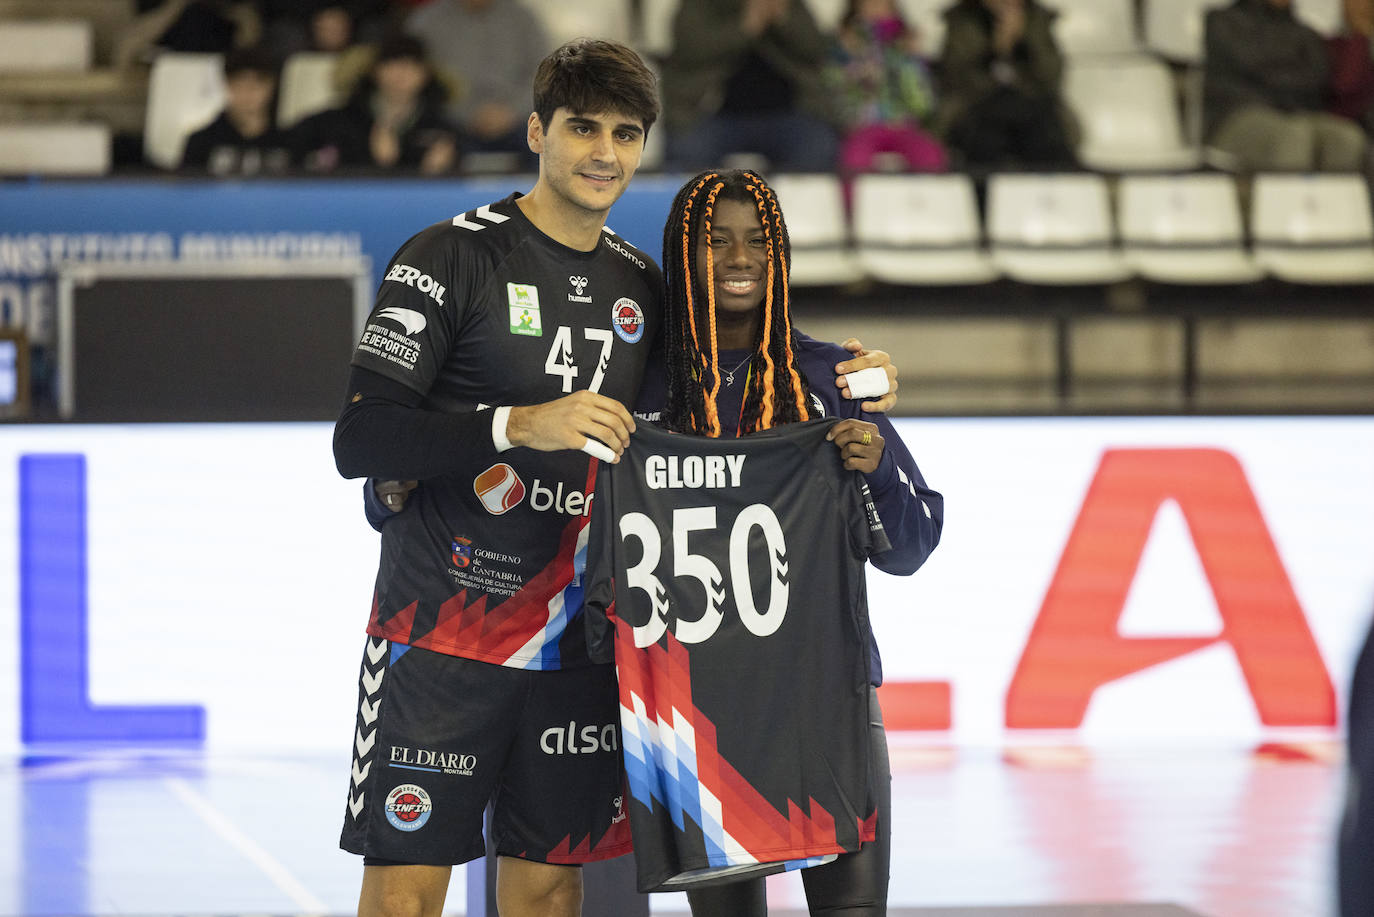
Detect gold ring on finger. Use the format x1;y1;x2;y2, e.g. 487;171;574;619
861;431;872;446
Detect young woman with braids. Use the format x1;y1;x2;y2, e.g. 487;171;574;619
632;168;943;917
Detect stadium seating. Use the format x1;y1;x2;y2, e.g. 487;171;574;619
0;19;92;71
1039;0;1143;58
768;173;864;286
1293;0;1344;36
637;0;678;59
536;0;632;47
851;173;998;285
898;0;949;56
276;52;340;129
987;172;1132;284
0;122;110;174
1117;173;1262;284
1063;56;1200;171
1250;173;1374;285
143;52;225;169
1143;0;1229;63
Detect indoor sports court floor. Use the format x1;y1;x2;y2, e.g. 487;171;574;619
0;739;1342;916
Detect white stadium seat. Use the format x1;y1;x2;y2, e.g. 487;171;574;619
1250;174;1374;284
1143;0;1229;63
987;172;1132;284
1039;0;1142;57
536;0;632;47
768;173;865;286
0;19;93;71
1117;173;1262;284
277;52;340;129
0;122;110;175
1294;0;1344;36
898;0;949;56
144;52;225;169
1063;57;1200;171
852;174;998;285
637;0;679;58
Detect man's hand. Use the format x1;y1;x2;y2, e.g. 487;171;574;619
835;338;899;413
506;390;636;462
826;419;885;473
376;479;418;512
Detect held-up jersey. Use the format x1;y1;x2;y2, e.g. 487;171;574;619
583;420;889;892
633;332;945;684
352;193;661;670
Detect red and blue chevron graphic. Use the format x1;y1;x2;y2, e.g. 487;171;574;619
612;614;854;872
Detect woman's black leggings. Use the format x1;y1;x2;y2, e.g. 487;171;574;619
685;687;892;916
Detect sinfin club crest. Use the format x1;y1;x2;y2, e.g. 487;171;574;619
612;298;644;344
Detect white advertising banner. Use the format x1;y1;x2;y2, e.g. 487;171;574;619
1;418;1370;753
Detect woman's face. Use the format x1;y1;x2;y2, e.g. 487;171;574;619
695;197;769;322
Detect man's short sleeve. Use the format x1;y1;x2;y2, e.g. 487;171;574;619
351;226;465;396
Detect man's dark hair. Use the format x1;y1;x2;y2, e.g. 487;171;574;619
224;46;278;79
532;39;659;135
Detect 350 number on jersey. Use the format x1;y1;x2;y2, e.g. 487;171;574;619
618;504;790;648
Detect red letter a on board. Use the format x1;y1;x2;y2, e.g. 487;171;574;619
1006;448;1334;729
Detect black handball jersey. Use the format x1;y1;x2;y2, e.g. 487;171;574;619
352;194;661;670
583;420;889;892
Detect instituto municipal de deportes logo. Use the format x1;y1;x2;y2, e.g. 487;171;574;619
474;463;526;515
385;783;433;831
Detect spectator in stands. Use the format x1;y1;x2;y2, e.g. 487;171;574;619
661;0;840;172
934;0;1076;171
291;34;458;175
1327;0;1374;137
1204;0;1367;172
260;1;392;59
404;0;548;170
827;0;946;199
181;46;292;176
116;0;262;68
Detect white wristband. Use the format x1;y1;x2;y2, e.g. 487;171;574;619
491;405;514;452
844;366;890;399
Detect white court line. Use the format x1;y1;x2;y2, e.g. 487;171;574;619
164;776;328;914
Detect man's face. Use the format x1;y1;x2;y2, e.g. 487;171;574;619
528;107;646;216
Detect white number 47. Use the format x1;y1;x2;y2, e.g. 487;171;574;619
545;326;613;393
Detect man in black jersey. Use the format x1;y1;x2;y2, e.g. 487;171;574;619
333;39;662;917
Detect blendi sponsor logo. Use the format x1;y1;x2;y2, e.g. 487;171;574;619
474;464;593;516
540;721;619;755
645;454;745;489
384;263;447;306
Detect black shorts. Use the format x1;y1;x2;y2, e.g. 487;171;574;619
339;637;632;866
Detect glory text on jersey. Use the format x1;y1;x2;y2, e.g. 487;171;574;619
644;454;746;490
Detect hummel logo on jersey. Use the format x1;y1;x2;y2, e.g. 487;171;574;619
645;454;745;489
451;203;510;231
384;264;447;306
568;274;592;303
376;307;427;335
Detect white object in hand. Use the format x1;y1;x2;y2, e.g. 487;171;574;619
843;366;889;399
581;437;617;463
